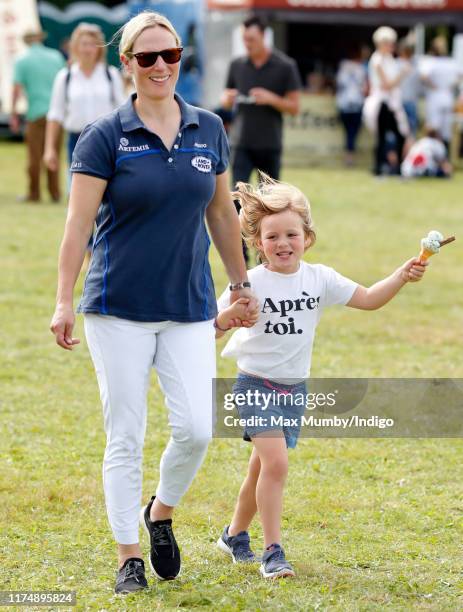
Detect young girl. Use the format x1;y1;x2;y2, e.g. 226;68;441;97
214;173;428;579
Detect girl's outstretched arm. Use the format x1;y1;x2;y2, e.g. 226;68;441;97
347;257;428;311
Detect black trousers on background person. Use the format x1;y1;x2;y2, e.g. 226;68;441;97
374;102;405;175
339;111;363;153
232;147;281;184
231;147;281;264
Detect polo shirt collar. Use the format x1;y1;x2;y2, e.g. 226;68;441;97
119;92;199;133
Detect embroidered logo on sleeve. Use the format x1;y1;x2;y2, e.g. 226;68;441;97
191;156;212;173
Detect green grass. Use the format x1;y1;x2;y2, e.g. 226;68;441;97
1;142;462;611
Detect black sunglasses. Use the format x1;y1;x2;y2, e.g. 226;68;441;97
127;47;183;67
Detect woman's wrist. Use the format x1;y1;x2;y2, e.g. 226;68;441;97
229;281;251;291
56;297;74;309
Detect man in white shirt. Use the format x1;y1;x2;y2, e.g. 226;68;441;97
419;36;463;148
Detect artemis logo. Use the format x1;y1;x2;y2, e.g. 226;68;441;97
118;136;150;152
191;156;212;173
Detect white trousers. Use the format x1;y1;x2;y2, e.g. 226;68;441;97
84;314;216;544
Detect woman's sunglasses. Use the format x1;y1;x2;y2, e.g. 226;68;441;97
127;47;183;67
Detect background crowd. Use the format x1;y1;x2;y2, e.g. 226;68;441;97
7;14;463;204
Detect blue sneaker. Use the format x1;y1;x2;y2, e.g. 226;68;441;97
216;525;256;563
260;543;295;578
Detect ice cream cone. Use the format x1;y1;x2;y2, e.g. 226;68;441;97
419;247;436;262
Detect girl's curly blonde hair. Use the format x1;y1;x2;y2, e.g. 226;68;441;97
233;172;316;262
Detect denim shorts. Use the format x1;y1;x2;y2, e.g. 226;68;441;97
232;373;308;449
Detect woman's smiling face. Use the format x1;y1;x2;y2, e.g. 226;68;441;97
124;26;180;101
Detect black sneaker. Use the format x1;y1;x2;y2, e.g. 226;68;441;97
115;558;148;594
140;496;181;580
260;543;295;579
216;525;256;562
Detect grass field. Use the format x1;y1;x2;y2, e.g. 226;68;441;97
1;141;462;611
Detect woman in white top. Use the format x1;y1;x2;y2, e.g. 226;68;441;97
363;26;410;175
44;22;125;173
336;48;368;166
419;36;462;148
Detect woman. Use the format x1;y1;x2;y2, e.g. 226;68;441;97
44;22;125;173
363;27;410;175
336;48;368;166
420;36;462;150
49;11;255;595
397;39;421;138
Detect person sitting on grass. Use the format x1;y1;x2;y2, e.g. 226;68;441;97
213;172;428;579
401;127;452;178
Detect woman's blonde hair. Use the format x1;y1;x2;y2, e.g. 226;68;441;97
70;22;107;63
372;26;397;47
234;173;316;262
116;11;181;56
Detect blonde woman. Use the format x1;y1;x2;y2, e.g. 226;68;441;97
49;11;255;594
44;22;125;172
363;26;410;175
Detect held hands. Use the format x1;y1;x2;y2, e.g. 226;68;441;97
398;257;429;283
230;287;259;325
228;298;259;328
50;304;80;350
219;296;259;330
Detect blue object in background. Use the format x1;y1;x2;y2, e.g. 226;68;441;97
127;0;204;106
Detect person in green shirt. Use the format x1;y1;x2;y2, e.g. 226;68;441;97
10;29;65;202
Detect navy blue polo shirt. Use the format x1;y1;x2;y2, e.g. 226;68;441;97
71;93;229;322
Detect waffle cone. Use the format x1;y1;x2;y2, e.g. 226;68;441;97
419;247;436;262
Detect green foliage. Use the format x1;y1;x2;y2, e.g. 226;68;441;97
1;143;462;610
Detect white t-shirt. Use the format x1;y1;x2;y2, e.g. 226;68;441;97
217;262;358;381
419;56;462;108
368;51;401;102
401;136;447;177
47;62;125;132
364;51;409;136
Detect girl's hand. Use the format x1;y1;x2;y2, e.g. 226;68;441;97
399;257;428;283
50;304;80;350
240;302;259;327
227;298;251;328
230;288;259;321
222;297;259;329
